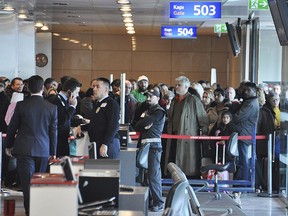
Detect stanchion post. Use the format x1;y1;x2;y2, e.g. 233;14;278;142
0;132;2;194
1;133;9;197
268;133;273;195
258;133;278;197
251;125;256;189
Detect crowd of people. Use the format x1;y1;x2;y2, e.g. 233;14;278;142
0;74;285;214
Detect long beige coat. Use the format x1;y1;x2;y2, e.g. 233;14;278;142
164;93;208;176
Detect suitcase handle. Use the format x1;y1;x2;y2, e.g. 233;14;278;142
215;141;226;164
215;141;225;146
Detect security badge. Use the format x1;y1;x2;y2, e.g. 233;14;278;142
95;103;107;113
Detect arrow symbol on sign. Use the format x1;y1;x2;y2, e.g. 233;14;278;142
259;0;268;8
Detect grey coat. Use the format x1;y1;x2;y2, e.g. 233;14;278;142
164;93;208;176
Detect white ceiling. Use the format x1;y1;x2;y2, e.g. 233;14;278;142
0;0;274;35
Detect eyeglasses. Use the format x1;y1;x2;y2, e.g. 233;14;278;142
125;86;132;89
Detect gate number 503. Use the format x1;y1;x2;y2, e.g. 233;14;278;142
194;5;216;16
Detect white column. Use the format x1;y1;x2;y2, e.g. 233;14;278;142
211;68;217;85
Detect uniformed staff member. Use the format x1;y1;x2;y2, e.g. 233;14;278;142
135;88;166;212
87;77;120;159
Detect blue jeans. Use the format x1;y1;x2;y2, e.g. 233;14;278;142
234;140;249;181
17;155;48;215
147;148;164;207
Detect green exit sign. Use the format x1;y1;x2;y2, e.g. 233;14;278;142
248;0;269;10
214;24;227;33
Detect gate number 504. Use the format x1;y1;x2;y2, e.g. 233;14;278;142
194;5;216;16
178;28;194;36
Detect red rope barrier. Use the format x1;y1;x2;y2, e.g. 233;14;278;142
129;133;267;140
1;133;267;140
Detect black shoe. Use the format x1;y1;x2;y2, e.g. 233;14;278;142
150;205;164;212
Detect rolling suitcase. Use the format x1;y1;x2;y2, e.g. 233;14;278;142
205;141;229;187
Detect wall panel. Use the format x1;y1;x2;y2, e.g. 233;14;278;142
52;33;240;90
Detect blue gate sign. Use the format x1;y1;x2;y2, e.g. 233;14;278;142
170;1;222;19
161;26;197;39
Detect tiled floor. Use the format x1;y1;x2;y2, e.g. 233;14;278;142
1;189;288;216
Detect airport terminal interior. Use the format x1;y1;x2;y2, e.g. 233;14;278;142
1;0;288;215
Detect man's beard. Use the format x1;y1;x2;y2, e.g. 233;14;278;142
138;86;147;92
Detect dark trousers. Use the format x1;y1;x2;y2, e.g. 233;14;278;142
56;137;70;157
147;148;164;207
234;140;250;181
97;138;120;159
17;155;48;215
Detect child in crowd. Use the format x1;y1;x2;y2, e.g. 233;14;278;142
215;110;234;163
215;110;234;136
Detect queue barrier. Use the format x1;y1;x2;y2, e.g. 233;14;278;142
1;130;269;193
130;127;268;193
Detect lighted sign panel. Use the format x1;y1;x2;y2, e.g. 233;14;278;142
161;26;197;39
170;1;221;19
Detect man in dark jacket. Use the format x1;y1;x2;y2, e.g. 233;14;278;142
87;77;120;159
46;78;81;156
135;88;166;212
5;75;58;215
0;80;9;132
233;82;259;181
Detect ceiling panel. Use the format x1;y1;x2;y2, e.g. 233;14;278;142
0;0;274;35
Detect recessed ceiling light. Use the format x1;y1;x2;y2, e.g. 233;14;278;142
18;14;27;19
123;18;133;23
120;7;131;12
127;30;135;34
126;26;134;31
117;0;130;4
41;25;49;31
69;39;80;43
35;22;44;27
125;23;134;27
62;37;70;41
67;15;81;18
3;6;14;11
122;13;132;17
53;2;69;6
53;33;61;36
